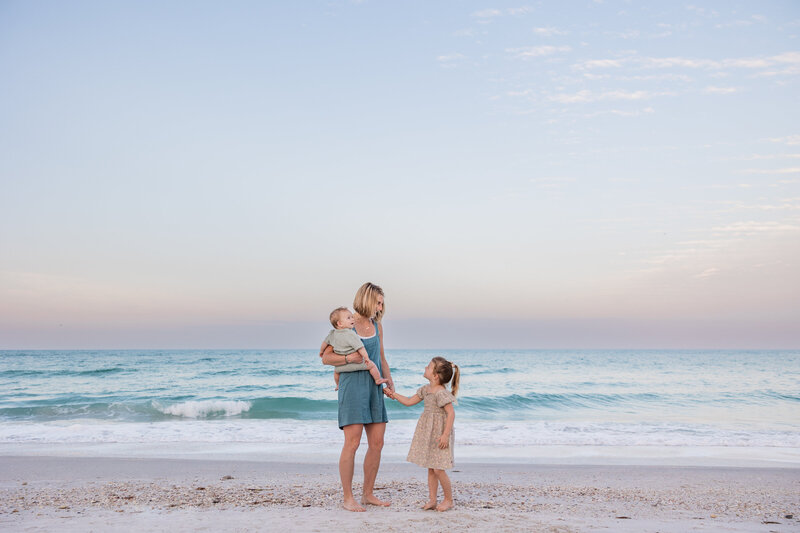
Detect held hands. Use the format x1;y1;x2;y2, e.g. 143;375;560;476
437;433;450;449
383;388;396;399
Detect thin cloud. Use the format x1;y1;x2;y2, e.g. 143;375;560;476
584;107;655;118
530;176;576;189
714;15;767;29
695;267;720;278
507;45;571;59
574;52;800;72
686;5;719;18
755;66;800;77
704;86;738;94
735;154;800;160
699;183;754;189
550;90;673;103
533;26;567;37
741;167;800;174
676;239;740;248
711;221;800;234
437;53;466;68
437;53;466;62
471;8;502;22
718;200;800;211
471;7;533;21
581;59;625;69
768;135;800;146
508;7;534;16
622;73;692;82
606;29;641;39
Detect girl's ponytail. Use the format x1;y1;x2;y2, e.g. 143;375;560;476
431;356;460;398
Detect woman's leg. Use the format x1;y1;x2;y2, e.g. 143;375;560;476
433;469;453;511
423;468;438;509
362;422;390;506
340;424;365;512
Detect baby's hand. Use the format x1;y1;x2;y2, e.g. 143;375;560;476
437;434;449;449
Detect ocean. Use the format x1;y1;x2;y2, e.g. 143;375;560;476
1;349;799;465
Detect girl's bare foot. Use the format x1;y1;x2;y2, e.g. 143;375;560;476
361;495;391;507
343;498;365;512
436;500;453;512
422;500;437;510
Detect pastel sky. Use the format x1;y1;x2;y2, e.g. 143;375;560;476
1;1;799;349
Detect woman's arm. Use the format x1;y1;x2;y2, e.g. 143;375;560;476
321;344;349;366
438;403;455;449
377;322;394;391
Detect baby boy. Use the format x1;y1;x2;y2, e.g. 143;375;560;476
321;307;388;390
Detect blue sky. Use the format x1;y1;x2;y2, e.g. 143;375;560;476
1;1;799;348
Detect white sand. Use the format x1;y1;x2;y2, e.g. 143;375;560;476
1;456;798;532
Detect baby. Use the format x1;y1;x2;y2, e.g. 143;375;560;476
321;307;388;390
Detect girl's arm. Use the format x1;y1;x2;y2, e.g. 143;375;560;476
377;322;394;391
437;403;455;449
321;344;349;366
384;389;422;407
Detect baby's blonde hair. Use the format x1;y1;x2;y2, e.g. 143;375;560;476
329;307;349;328
353;282;385;322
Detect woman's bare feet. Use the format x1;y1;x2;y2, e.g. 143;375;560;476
361;494;391;507
343;498;365;512
436;500;454;512
422;500;437;510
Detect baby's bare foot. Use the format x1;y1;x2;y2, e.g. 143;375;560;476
436;500;453;512
343;498;365;512
375;378;388;386
361;495;391;507
422;500;437;510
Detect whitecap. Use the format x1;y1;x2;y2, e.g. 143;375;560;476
155;400;252;418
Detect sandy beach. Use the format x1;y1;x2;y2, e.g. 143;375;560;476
1;456;797;532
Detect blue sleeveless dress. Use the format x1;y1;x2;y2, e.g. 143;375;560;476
337;319;388;429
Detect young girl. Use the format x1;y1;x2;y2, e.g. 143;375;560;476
384;357;460;512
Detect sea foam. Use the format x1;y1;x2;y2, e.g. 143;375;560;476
154;400;252;418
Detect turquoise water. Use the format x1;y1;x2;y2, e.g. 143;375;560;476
1;349;799;456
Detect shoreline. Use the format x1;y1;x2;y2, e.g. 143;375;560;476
2;456;798;532
2;441;799;469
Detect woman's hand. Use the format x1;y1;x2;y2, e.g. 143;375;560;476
383;388;395;399
437;433;450;449
320;345;342;366
385;376;395;392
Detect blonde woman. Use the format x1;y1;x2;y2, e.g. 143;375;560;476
321;282;394;512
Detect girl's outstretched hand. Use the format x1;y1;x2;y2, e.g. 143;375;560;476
383;388;396;399
437;434;449;449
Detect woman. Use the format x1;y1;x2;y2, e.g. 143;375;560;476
321;282;394;512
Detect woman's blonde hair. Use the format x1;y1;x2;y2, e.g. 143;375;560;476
353;282;385;322
431;356;460;398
